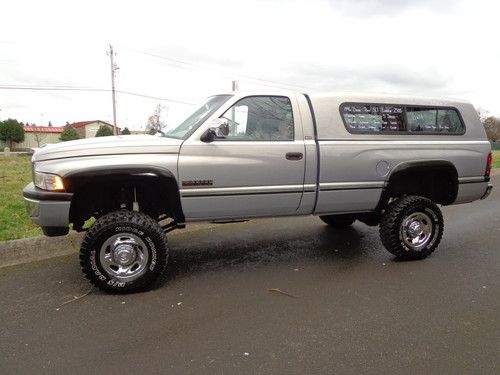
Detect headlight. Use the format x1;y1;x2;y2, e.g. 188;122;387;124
34;171;65;191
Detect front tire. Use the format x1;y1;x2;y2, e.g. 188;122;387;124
380;196;443;259
80;210;168;293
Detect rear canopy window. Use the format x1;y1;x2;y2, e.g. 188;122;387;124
342;104;404;132
341;103;465;134
406;107;464;133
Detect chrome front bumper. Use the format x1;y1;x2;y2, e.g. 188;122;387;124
23;183;72;227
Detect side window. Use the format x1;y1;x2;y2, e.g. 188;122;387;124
220;96;294;141
341;103;465;135
407;107;463;134
341;104;405;133
406;108;438;132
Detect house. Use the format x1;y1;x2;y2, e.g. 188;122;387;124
69;120;117;139
1;120;119;151
4;126;64;150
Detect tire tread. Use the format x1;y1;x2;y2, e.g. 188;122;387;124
380;196;443;259
80;210;168;293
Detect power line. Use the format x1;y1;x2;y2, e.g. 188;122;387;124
121;46;315;92
0;85;109;92
0;85;197;105
116;90;196;105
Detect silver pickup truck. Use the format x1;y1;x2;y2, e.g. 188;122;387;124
23;92;493;292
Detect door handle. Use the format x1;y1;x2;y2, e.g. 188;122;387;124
286;152;303;161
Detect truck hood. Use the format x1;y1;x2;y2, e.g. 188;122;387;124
33;135;183;161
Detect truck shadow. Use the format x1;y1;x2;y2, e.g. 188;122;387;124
160;222;375;284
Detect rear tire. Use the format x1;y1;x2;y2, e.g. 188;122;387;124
380;196;443;259
80;210;168;293
320;214;356;227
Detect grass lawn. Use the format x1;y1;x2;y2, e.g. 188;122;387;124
493;150;500;168
0;150;499;242
0;155;42;241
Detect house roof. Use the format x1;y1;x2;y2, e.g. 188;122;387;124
24;126;64;133
23;120;118;134
69;120;114;129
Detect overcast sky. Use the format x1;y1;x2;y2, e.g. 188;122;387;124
1;0;499;130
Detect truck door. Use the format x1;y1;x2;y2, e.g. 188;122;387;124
178;95;306;220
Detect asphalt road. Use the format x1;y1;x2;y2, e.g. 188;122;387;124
1;176;499;375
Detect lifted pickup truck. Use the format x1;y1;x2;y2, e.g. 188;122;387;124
23;92;493;292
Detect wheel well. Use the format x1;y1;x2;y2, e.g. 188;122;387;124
383;161;458;206
64;167;184;230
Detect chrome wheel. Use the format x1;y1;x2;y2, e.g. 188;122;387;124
400;212;433;251
100;233;149;282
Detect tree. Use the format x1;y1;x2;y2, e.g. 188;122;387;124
59;126;79;141
0;119;25;148
121;127;131;135
483;116;500;142
95;125;114;137
32;125;47;147
476;108;490;122
146;103;167;135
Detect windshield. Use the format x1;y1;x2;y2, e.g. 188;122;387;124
163;95;232;139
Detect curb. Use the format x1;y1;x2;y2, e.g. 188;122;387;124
0;232;84;268
0;222;223;269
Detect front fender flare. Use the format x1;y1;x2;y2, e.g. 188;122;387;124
64;166;185;222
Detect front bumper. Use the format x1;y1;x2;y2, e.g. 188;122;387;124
23;182;73;227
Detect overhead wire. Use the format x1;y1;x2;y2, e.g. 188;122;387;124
0;85;197;105
1;47;317;112
120;46;315;92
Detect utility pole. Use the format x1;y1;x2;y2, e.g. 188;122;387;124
107;44;119;135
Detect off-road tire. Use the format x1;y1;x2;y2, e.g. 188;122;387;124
380;196;443;260
80;210;168;293
320;214;356;227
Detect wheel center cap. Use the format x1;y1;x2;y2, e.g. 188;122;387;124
407;221;423;238
113;244;136;266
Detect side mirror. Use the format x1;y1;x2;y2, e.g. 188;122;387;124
200;118;229;143
201;128;216;143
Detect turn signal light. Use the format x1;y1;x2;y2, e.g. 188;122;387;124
54;176;65;191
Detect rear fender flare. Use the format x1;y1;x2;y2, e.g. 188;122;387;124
376;160;459;210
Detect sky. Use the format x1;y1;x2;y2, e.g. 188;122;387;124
0;0;499;130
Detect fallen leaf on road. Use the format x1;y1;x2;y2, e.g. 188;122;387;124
268;288;298;298
59;287;93;307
